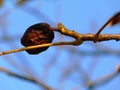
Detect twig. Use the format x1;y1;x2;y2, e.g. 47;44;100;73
0;67;52;90
86;64;120;89
0;67;36;82
1;34;120;56
0;22;82;56
94;12;120;42
0;22;120;56
0;41;75;56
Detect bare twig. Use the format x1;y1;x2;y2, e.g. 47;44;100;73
87;72;118;88
0;67;36;83
86;64;120;89
1;34;120;56
0;41;75;56
0;22;82;56
0;22;120;56
94;12;120;42
0;67;52;90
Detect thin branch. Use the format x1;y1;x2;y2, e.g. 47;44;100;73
0;67;52;90
1;34;120;56
53;23;80;39
0;22;82;56
0;41;75;56
0;67;36;82
87;72;118;88
0;22;120;56
94;12;120;42
86;64;120;89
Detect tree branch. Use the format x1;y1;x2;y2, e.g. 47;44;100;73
0;67;52;90
94;12;120;42
86;64;120;89
0;16;120;56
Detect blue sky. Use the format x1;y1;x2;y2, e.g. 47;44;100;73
0;0;120;90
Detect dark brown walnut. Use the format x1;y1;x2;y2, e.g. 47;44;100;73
21;23;54;54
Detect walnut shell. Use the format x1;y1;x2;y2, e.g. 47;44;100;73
21;23;54;54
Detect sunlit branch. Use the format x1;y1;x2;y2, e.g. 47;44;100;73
94;12;120;42
0;21;120;56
